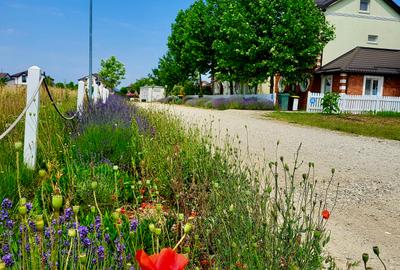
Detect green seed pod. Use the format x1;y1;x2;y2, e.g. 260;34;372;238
35;216;45;231
229;204;234;212
112;211;120;221
90;206;96;213
91;181;98;190
79;253;87;264
18;205;27;216
184;223;192;234
156;204;162;212
14;141;23;150
68;229;77;237
113;165;119;171
183;246;190;253
149;223;156;233
155;228;162;235
178;213;184;221
73;205;80;214
52;195;63;211
38;169;47;178
20;197;27;206
146;180;151;186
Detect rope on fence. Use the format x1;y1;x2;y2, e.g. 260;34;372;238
42;74;78;121
0;77;44;141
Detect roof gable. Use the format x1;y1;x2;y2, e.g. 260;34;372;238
317;47;400;75
11;71;28;78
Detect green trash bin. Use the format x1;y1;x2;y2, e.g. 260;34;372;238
278;93;290;111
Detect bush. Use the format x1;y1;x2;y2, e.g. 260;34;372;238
321;92;341;114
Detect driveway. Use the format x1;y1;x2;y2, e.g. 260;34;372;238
138;103;400;268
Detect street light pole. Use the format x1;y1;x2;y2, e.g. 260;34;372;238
88;0;93;100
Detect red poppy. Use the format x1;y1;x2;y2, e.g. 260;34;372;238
120;207;126;215
136;248;188;270
322;209;330;220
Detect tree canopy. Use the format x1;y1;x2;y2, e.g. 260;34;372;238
99;56;126;90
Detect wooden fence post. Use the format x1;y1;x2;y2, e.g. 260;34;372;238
23;66;41;169
77;81;85;114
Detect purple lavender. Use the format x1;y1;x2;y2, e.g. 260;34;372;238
1;198;12;209
2;253;14;267
97;246;105;261
78;226;89;238
130;219;138;232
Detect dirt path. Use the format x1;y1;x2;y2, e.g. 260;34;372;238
138;103;400;269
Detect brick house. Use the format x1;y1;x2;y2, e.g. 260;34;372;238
312;47;400;96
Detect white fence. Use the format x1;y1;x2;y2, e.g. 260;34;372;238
307;92;400;113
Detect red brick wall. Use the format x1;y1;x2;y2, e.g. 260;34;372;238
347;74;364;95
383;76;400;97
309;75;321;93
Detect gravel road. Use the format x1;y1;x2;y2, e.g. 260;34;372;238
138;103;400;269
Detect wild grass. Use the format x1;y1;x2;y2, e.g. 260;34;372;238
267;112;400;141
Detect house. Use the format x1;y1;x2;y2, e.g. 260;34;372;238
78;73;102;85
9;71;28;86
311;0;400;97
0;73;11;81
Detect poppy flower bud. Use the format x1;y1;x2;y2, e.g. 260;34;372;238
52;195;63;211
362;253;369;264
156;204;162;212
113;165;119;171
91;181;98;190
36;216;44;231
372;246;380;256
73;205;80;214
146;180;151;186
280;156;284;162
184;223;192;234
90;206;96;213
14;141;23;150
38;169;47;178
183;246;190;253
149;223;155;233
68;229;77;237
155;228;162;235
331;168;335;174
112;211;120;221
178;213;184;221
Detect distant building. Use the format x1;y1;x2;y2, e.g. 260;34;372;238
8;71;28;86
0;73;11;84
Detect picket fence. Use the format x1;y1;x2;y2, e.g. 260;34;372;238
307;92;400;113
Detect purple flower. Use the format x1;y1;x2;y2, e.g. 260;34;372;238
105;233;111;243
64;208;74;221
95;216;101;230
2;253;14;267
0;209;9;221
130;219;138;232
26;202;33;213
2;244;10;254
6;219;14;229
78;226;89;238
1;198;12;209
97;246;105;261
82;237;91;248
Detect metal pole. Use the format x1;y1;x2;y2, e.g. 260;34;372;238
88;0;93;100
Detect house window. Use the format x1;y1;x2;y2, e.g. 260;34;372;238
360;0;370;12
22;75;27;83
363;76;383;96
299;78;311;92
367;35;378;44
321;75;333;93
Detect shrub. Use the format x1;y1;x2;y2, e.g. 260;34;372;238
321;92;341;114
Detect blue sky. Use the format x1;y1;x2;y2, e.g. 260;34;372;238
0;0;193;86
1;0;400;86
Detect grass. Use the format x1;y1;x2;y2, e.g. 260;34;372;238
267;112;400;141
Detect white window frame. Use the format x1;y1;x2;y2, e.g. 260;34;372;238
321;75;333;94
362;75;384;96
359;0;370;13
367;35;378;44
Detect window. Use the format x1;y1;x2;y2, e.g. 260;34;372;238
22;75;27;83
368;35;378;44
321;75;333;93
298;78;310;92
360;0;370;12
363;76;383;96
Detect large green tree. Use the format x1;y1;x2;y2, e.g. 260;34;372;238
98;56;126;90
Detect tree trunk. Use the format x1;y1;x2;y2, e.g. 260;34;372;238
270;76;274;94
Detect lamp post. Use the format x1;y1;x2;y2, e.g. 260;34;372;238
88;0;93;100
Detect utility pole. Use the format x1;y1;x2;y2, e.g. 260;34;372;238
88;0;93;100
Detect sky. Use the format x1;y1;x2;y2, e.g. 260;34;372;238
1;0;400;86
0;0;193;86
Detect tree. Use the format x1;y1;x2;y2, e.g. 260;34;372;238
55;82;65;89
44;76;55;87
98;56;126;90
130;77;154;93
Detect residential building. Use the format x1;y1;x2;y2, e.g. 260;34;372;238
9;71;28;86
